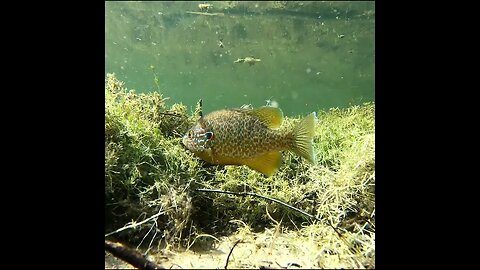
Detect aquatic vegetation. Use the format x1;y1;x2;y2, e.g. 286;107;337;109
105;73;375;268
105;73;201;245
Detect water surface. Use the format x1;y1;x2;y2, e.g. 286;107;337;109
105;1;375;116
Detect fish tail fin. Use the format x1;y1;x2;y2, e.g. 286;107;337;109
291;112;316;164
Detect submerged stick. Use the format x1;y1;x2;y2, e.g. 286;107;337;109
196;188;318;220
105;209;166;237
225;239;241;269
105;240;164;269
195;188;344;237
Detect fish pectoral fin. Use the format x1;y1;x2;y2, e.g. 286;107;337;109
243;151;282;177
196;148;215;164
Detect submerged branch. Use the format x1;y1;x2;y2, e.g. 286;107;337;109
105;240;164;269
196;188;318;220
105;209;166;237
225;239;241;269
195;188;345;237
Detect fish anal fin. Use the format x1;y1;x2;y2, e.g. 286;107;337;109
243;151;282;177
247;107;283;129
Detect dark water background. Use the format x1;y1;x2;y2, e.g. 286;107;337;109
105;1;374;116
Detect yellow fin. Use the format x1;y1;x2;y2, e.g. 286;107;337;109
291;112;316;164
247;107;283;129
243;151;282;177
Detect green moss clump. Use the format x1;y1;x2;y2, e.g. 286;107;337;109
105;74;374;267
105;73;203;246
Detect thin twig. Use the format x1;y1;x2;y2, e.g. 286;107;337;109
275;261;302;269
137;218;157;250
185;234;221;252
265;205;282;255
196;189;316;219
105;208;166;237
195;188;345;238
225;239;241;269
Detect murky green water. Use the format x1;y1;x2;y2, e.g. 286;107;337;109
105;1;374;116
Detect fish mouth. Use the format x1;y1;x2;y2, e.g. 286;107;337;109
182;136;188;146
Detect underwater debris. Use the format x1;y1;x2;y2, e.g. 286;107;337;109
217;38;224;48
186;11;224;16
105;240;163;270
234;56;262;66
198;3;213;11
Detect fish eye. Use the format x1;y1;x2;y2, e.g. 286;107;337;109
205;131;213;139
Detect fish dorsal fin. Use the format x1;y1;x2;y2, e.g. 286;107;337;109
243;151;282;177
247;107;283;129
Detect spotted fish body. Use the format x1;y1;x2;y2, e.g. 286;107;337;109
182;106;316;176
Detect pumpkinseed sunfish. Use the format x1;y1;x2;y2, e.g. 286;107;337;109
182;106;316;176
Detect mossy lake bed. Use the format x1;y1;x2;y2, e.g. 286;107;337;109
105;73;375;268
